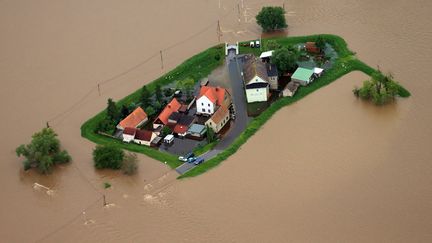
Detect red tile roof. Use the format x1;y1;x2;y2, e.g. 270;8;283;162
198;86;229;106
123;127;137;136
306;42;320;53
135;129;153;141
154;98;182;125
173;124;188;134
119;107;147;129
210;105;229;124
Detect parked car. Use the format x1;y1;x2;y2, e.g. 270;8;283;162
255;40;260;48
187;157;197;163
194;157;204;165
178;152;194;162
249;41;255;48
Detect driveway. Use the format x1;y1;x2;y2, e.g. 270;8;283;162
175;52;251;174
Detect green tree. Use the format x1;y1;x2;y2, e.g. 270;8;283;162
16;128;71;174
272;47;298;73
145;106;156;118
93;145;124;170
120;105;130;119
161;126;172;137
264;40;281;51
140;86;151;107
315;35;326;52
122;152;138;175
256;6;287;32
96;118;116;133
106;98;120;123
353;72;401;105
155;84;162;101
206;126;216;143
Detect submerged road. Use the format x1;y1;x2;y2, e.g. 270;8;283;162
176;52;250;175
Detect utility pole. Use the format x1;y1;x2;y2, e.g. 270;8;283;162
283;2;285;10
237;3;241;23
97;83;101;96
160;50;164;69
46;122;50;128
103;194;107;206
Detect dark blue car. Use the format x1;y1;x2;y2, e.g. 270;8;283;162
193;157;204;165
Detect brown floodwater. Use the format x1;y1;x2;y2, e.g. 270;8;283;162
1;0;431;242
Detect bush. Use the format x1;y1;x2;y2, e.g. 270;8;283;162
122;153;138;175
16;128;71;174
93;145;124;170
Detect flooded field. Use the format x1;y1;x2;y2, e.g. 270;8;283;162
1;0;431;242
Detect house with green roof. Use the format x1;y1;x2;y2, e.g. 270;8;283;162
291;67;315;86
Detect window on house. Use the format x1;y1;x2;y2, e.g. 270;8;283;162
208;104;210;107
201;103;204;106
208;109;211;113
202;108;205;112
256;89;259;92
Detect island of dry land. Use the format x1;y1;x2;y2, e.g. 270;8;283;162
81;34;410;178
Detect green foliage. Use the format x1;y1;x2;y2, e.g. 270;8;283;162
163;88;173;98
96;117;116;133
264;40;281;51
155;84;162;101
104;182;111;189
214;53;221;61
121;105;130;119
355;72;401;105
256;6;287;32
206;125;216;143
161;126;172;137
106;98;120;123
140;86;151;107
122;153;138;175
315;35;326;51
93;145;124;170
176;78;195;92
15;128;71;174
145;106;156;118
194;141;217;156
272;46;298;73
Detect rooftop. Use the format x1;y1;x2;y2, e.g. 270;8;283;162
242;55;269;84
198;86;230;106
209;105;229;124
154;98;182;125
292;67;314;82
259;50;274;59
119;107;147;129
135;129;153;141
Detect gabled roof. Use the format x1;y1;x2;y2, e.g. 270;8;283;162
198;86;229;106
209;105;229;124
123;127;137;136
135;129;153;142
178;115;195;126
286;82;300;92
243;55;269;84
168;112;182;122
292;67;314;82
119;107;147;129
154;98;182;125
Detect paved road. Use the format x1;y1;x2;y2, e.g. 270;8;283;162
176;52;250;175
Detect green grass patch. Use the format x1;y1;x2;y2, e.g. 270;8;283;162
193;141;218;156
81;34;410;178
81;44;225;169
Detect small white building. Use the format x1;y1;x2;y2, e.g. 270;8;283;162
163;134;174;144
205;106;230;133
242;55;270;103
291;67;315;86
196;86;231;116
259;50;273;60
134;129;157;146
122;127;136;143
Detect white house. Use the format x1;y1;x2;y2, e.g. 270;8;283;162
196;86;231;116
134;129;157;146
122;127;136;143
242;55;270;103
205;105;230;133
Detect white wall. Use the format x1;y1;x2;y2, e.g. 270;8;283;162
269;76;278;90
197;96;215;115
123;134;135;143
246;87;269;103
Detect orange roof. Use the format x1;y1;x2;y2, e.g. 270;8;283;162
198;86;228;106
119;107;147;129
154;98;182;125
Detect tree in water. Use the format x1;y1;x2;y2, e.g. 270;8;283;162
93;145;124;170
256;6;287;32
353;72;401;105
16;128;71;174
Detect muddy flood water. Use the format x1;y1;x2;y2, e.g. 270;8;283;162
1;0;431;242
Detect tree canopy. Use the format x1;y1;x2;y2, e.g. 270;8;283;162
16;128;71;174
93;145;124;170
106;98;120;123
140;86;151;107
353;72;401;105
272;46;298;73
256;6;287;32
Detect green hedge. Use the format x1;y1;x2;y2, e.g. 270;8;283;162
81;44;225;169
179;34;410;178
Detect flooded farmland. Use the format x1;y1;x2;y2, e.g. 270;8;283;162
0;0;431;242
